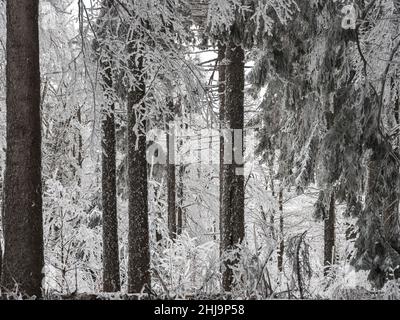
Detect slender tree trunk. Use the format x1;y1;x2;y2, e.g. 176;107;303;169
154;183;163;243
218;43;226;251
323;104;336;275
77;107;83;170
166;135;176;239
101;61;120;292
127;57;150;293
268;163;276;241
0;175;3;279
1;0;44;296
177;164;184;235
220;42;245;291
270;212;276;240
0;239;2;280
166;99;177;239
324;192;336;275
277;189;284;272
177;102;186;236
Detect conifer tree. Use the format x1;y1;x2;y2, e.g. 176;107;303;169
1;0;44;297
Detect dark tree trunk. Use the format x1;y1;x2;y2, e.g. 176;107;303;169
277;189;284;273
267;164;276;242
166;99;177;239
77;107;83;170
177;164;184;235
323;98;336;275
324;192;336;275
218;43;226;252
154;182;163;243
1;0;44;297
71;107;82;182
101;61;121;293
270;212;276;239
177;101;186;236
0;178;3;279
220;42;245;291
0;240;2;280
127;57;150;293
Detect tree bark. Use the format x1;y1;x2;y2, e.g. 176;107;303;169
1;0;44;297
277;189;284;273
154;182;163;243
101;61;121;293
177;164;184;235
177;101;186;236
0;175;3;279
0;234;2;280
127;57;150;293
71;107;82;183
324;192;336;275
77;107;83;170
220;42;245;291
218;43;226;253
166;99;177;239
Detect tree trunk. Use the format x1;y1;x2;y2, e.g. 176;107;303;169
220;42;245;291
166;99;177;239
0;241;2;281
218;43;226;252
0;174;3;279
324;192;336;275
77;106;83;170
177;101;186;236
277;189;284;273
70;110;82;182
177;164;184;235
127;57;150;293
0;221;2;279
101;61;120;293
1;0;44;297
154;183;163;243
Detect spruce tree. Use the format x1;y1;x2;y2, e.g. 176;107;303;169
1;0;44;297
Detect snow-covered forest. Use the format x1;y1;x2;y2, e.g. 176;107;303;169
1;0;400;301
